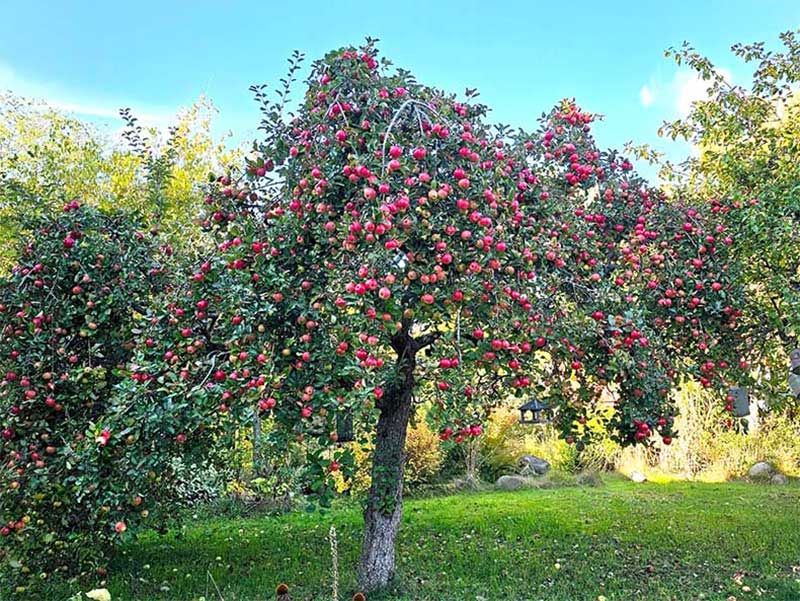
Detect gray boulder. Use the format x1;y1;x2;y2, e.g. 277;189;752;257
789;373;800;397
770;473;788;485
518;455;551;476
496;475;527;491
748;461;775;480
629;471;647;483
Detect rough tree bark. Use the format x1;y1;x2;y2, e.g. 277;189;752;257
357;326;425;592
253;410;262;474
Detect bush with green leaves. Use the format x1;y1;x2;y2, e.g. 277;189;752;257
167;456;228;507
0;202;166;591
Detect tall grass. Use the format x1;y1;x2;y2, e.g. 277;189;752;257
475;384;800;483
619;382;800;481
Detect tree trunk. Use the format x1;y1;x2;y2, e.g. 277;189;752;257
358;338;416;592
253;410;262;474
462;437;482;489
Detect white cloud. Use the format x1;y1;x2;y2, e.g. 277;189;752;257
0;60;177;129
639;84;654;107
673;68;732;116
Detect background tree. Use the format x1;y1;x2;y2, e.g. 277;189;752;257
658;30;800;406
0;94;238;271
121;42;746;592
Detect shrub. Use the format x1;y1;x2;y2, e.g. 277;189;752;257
404;418;444;489
336;415;443;494
439;404;623;483
234;431;308;507
0;202;165;590
477;406;526;481
521;425;579;473
167;456;227;507
474;406;621;478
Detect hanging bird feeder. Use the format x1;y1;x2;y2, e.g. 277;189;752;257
519;397;551;425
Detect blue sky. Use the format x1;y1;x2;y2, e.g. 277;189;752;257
1;1;798;177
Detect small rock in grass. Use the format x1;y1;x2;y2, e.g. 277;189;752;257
748;461;775;480
518;455;551;476
629;471;647;483
495;475;527;491
770;473;787;485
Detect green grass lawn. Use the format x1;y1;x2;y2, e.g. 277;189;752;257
46;478;800;601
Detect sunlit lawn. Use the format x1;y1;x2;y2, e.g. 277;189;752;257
45;477;800;601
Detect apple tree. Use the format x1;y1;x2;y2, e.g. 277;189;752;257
659;30;800;405
0;199;166;591
119;42;747;592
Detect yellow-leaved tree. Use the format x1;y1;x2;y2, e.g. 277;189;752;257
0;93;239;271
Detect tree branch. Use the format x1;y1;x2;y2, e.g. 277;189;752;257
411;330;441;353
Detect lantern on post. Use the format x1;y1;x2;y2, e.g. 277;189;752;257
728;386;750;417
519;397;551;425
